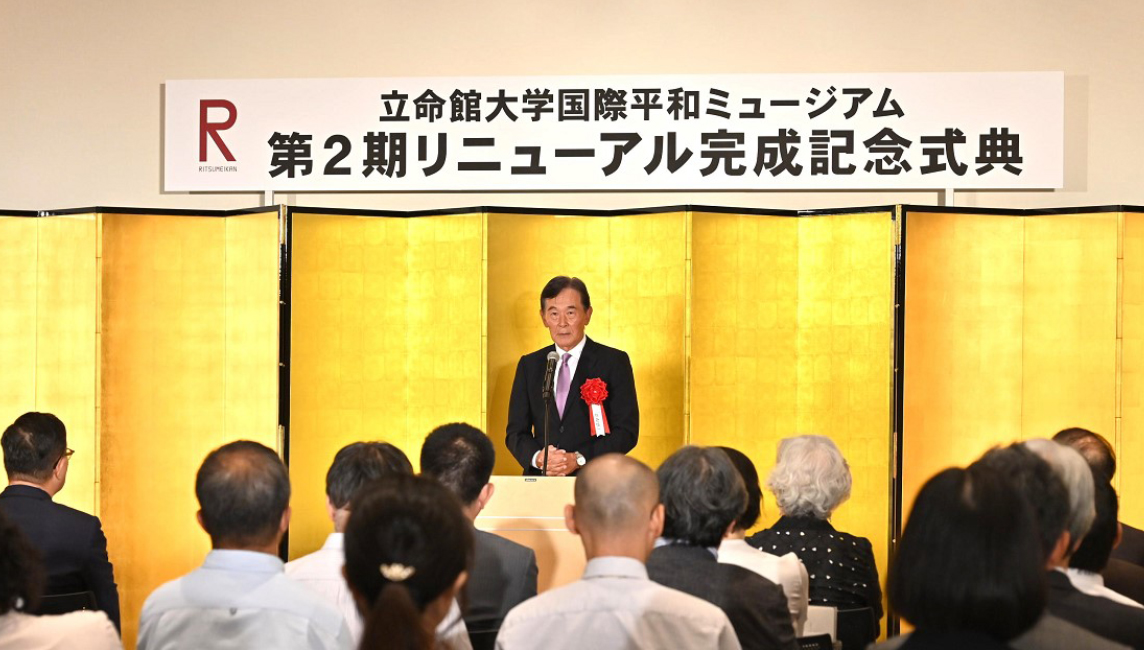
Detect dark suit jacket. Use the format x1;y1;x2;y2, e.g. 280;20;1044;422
505;337;639;474
1103;558;1144;607
463;528;538;634
1046;569;1144;649
870;614;1131;650
0;484;120;630
1111;523;1144;567
647;544;796;650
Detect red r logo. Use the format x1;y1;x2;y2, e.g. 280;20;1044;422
199;100;237;162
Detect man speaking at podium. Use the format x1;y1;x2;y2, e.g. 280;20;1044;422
506;276;639;476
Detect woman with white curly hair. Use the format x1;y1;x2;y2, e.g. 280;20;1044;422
746;435;883;635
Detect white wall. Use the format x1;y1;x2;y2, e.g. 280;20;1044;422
2;0;1141;211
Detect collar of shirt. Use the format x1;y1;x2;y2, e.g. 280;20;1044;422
321;532;344;552
1063;567;1104;589
554;335;588;372
582;556;648;581
202;549;286;574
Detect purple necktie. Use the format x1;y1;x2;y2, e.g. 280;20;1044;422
555;352;571;419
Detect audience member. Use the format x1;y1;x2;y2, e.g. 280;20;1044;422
974;443;1141;649
715;446;808;635
286;442;470;648
0;509;122;650
875;464;1045;649
646;446;796;650
745;435;882;634
420;423;538;643
1065;477;1142;608
137;441;351;650
1053;427;1144;600
0;412;120;629
344;473;473;650
497;454;741;650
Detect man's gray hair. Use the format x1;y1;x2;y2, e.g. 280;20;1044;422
1023;438;1095;549
767;435;852;520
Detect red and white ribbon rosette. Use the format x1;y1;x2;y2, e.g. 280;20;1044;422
580;378;611;437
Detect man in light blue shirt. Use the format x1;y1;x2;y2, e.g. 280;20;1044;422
138;441;351;650
496;454;740;650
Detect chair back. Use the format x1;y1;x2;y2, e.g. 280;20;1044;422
468;628;498;650
35;590;98;616
804;605;838;640
797;633;834;650
835;607;877;650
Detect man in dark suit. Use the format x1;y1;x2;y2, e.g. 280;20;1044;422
646;446;796;650
421;422;538;645
506;276;638;476
0;412;120;630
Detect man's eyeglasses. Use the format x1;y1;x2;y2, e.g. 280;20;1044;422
56;448;75;465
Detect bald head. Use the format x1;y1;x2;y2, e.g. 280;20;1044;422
573;454;659;536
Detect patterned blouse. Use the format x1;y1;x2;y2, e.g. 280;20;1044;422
746;515;883;632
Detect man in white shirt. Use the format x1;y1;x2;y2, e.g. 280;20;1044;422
496;454;740;650
137;441;352;650
285;441;470;648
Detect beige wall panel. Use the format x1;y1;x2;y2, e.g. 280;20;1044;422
1022;213;1117;440
485;212;686;475
1120;212;1144;528
289;212;483;558
0;217;38;448
35;215;99;514
902;212;1025;520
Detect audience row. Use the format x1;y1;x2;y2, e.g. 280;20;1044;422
1;412;1142;650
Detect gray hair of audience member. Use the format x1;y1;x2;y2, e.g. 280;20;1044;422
657;446;746;548
1053;427;1116;481
972;444;1069;561
326;442;413;510
574;454;659;534
767;435;852;520
1023;438;1095;551
196;440;290;547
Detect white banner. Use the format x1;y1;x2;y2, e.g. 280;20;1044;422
164;72;1063;192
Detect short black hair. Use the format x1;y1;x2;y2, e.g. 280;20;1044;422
657;446;746;548
539;276;591;312
1053;427;1116;482
716;446;762;531
972;444;1069;560
0;509;45;614
2;412;67;481
195;440;291;547
326;442;413;510
1070;477;1119;573
889;465;1045;641
420;423;494;505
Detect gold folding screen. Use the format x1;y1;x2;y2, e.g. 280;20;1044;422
901;208;1130;526
288;211;485;557
9;202;1144;649
99;210;280;648
689;209;896;609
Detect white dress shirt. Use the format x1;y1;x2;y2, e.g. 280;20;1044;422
0;610;122;650
530;335;589;469
1063;567;1144;609
138;549;353;650
718;538;810;635
286;532;471;649
496;555;741;650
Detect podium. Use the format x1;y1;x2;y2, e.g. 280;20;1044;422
475;476;584;592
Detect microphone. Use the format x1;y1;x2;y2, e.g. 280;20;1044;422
542;351;559;399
